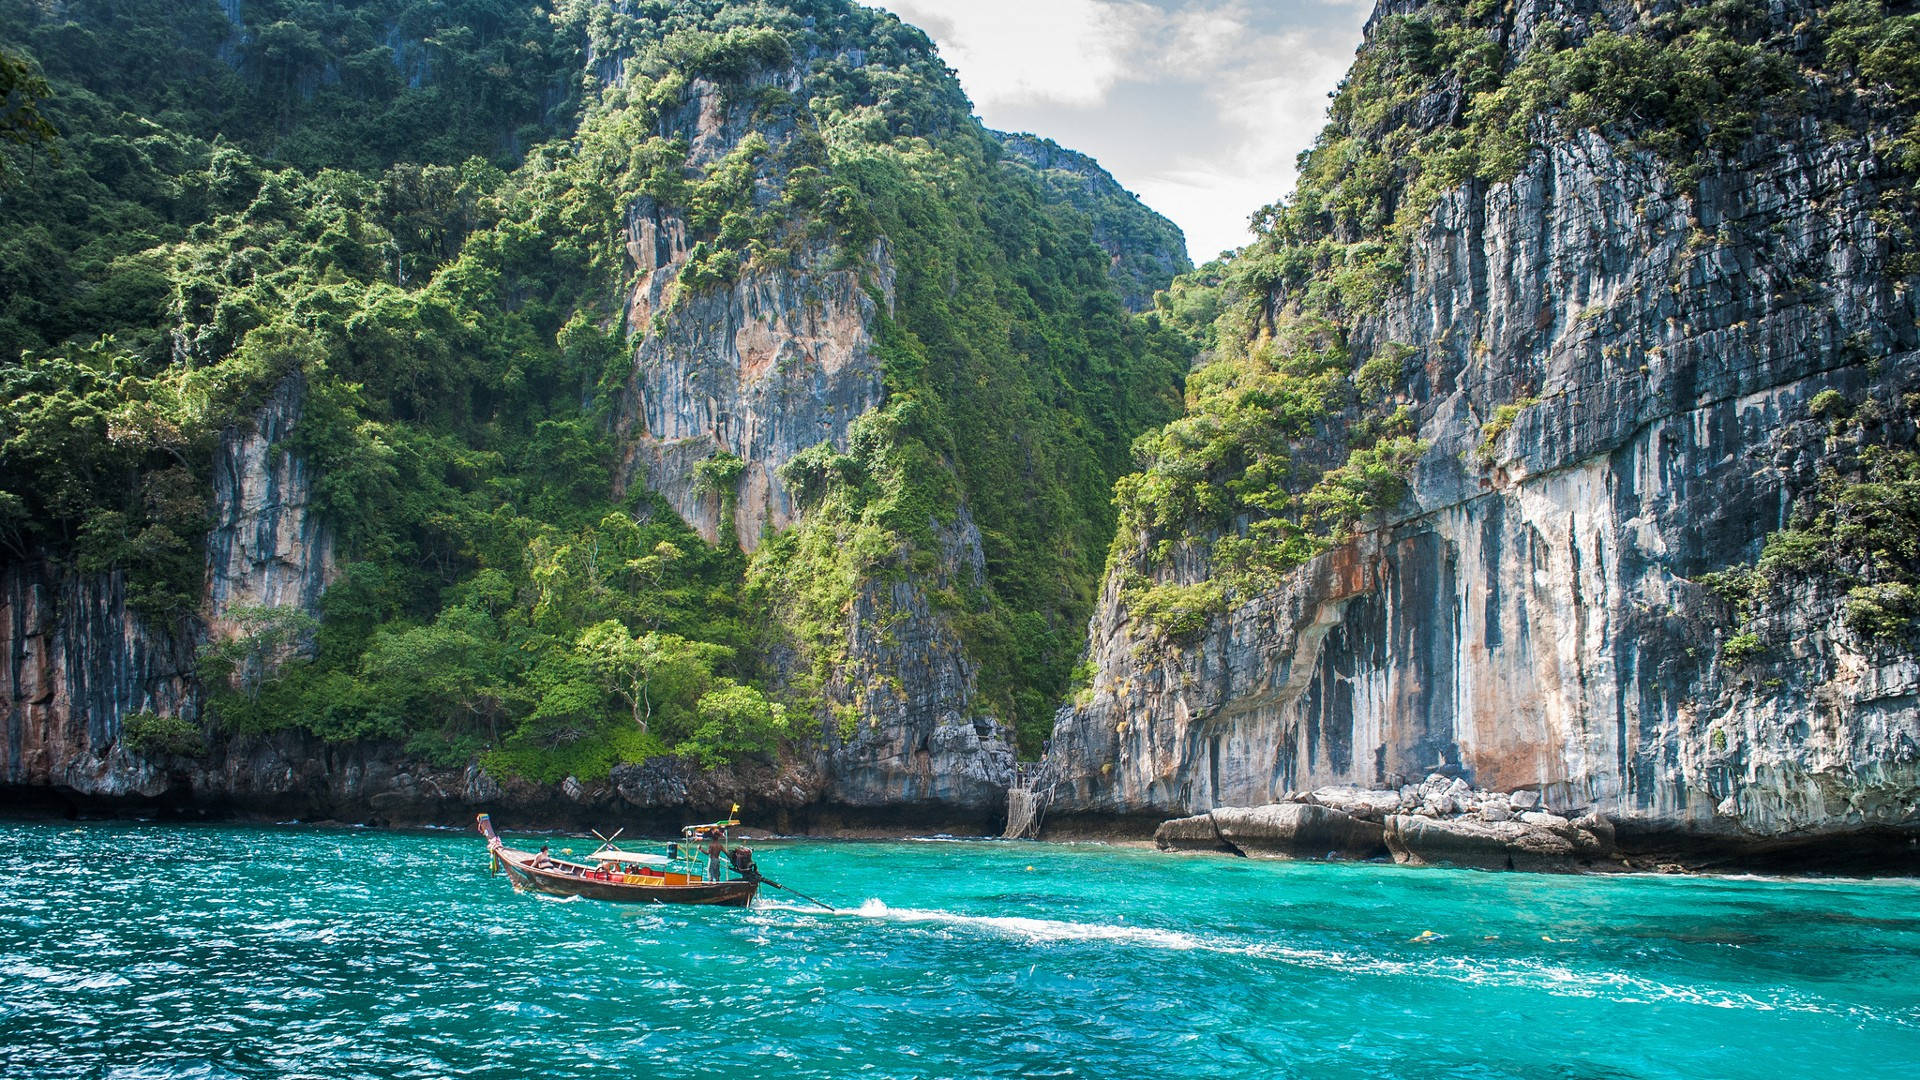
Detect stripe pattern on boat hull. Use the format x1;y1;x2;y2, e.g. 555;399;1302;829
496;851;758;906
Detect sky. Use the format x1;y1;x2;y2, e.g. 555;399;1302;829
871;0;1375;265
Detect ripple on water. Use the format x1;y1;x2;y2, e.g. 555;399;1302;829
103;1061;246;1080
4;822;1919;1080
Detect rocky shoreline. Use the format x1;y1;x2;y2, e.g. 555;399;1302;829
0;729;1006;838
8;750;1918;874
1147;773;1920;875
8;774;1919;874
0;786;1009;841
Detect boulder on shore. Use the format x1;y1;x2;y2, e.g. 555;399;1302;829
1154;812;1229;852
1154;803;1385;858
1384;813;1615;872
1303;786;1405;822
1151;777;1621;873
1211;803;1385;858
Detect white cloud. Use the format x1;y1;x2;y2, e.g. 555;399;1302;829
1188;39;1361;256
869;0;1370;263
883;0;1155;109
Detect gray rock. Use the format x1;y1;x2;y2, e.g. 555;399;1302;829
1573;812;1617;853
463;763;503;804
1154;813;1226;852
367;790;415;812
1307;786;1406;821
1210;803;1386;858
1;375;327;799
204;373;337;651
814;519;1014;811
1386;814;1580;873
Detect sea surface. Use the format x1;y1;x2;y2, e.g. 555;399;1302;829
1;820;1916;1079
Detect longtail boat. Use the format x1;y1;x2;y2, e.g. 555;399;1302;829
476;812;760;907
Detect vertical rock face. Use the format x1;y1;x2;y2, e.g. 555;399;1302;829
617;73;893;554
817;509;1014;811
1;374;336;798
1052;2;1920;853
0;565;191;795
204;373;337;639
612;69;1010;813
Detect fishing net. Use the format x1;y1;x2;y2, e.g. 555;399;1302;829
1003;784;1047;839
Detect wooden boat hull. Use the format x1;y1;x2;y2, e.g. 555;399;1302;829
475;816;758;907
495;850;758;906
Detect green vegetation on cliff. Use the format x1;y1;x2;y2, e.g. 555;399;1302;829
1702;389;1920;657
1112;0;1920;640
994;132;1194;311
0;45;56;180
0;0;1185;773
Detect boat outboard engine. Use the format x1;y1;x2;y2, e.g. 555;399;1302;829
728;846;760;882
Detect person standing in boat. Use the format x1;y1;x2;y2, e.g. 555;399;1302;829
702;829;726;881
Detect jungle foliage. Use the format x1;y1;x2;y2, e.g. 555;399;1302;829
0;0;1187;771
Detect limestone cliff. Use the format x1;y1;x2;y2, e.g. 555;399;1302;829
0;0;1177;828
204;375;338;640
811;509;1014;810
610;62;1017;815
616;71;893;554
1048;0;1920;864
0;564;191;797
2;375;330;798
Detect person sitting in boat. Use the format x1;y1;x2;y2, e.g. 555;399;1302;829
531;845;553;868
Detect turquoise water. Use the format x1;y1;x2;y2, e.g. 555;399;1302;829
1;821;1916;1079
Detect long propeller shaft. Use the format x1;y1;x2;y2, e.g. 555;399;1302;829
759;875;835;912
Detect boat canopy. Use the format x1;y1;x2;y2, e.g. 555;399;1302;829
681;819;740;835
591;849;671;866
680;805;744;836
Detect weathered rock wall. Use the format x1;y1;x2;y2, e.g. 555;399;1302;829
1049;4;1920;857
613;69;1011;813
0;727;837;833
0;564;190;796
813;509;1015;810
204;373;338;638
0;374;335;800
615;72;894;554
